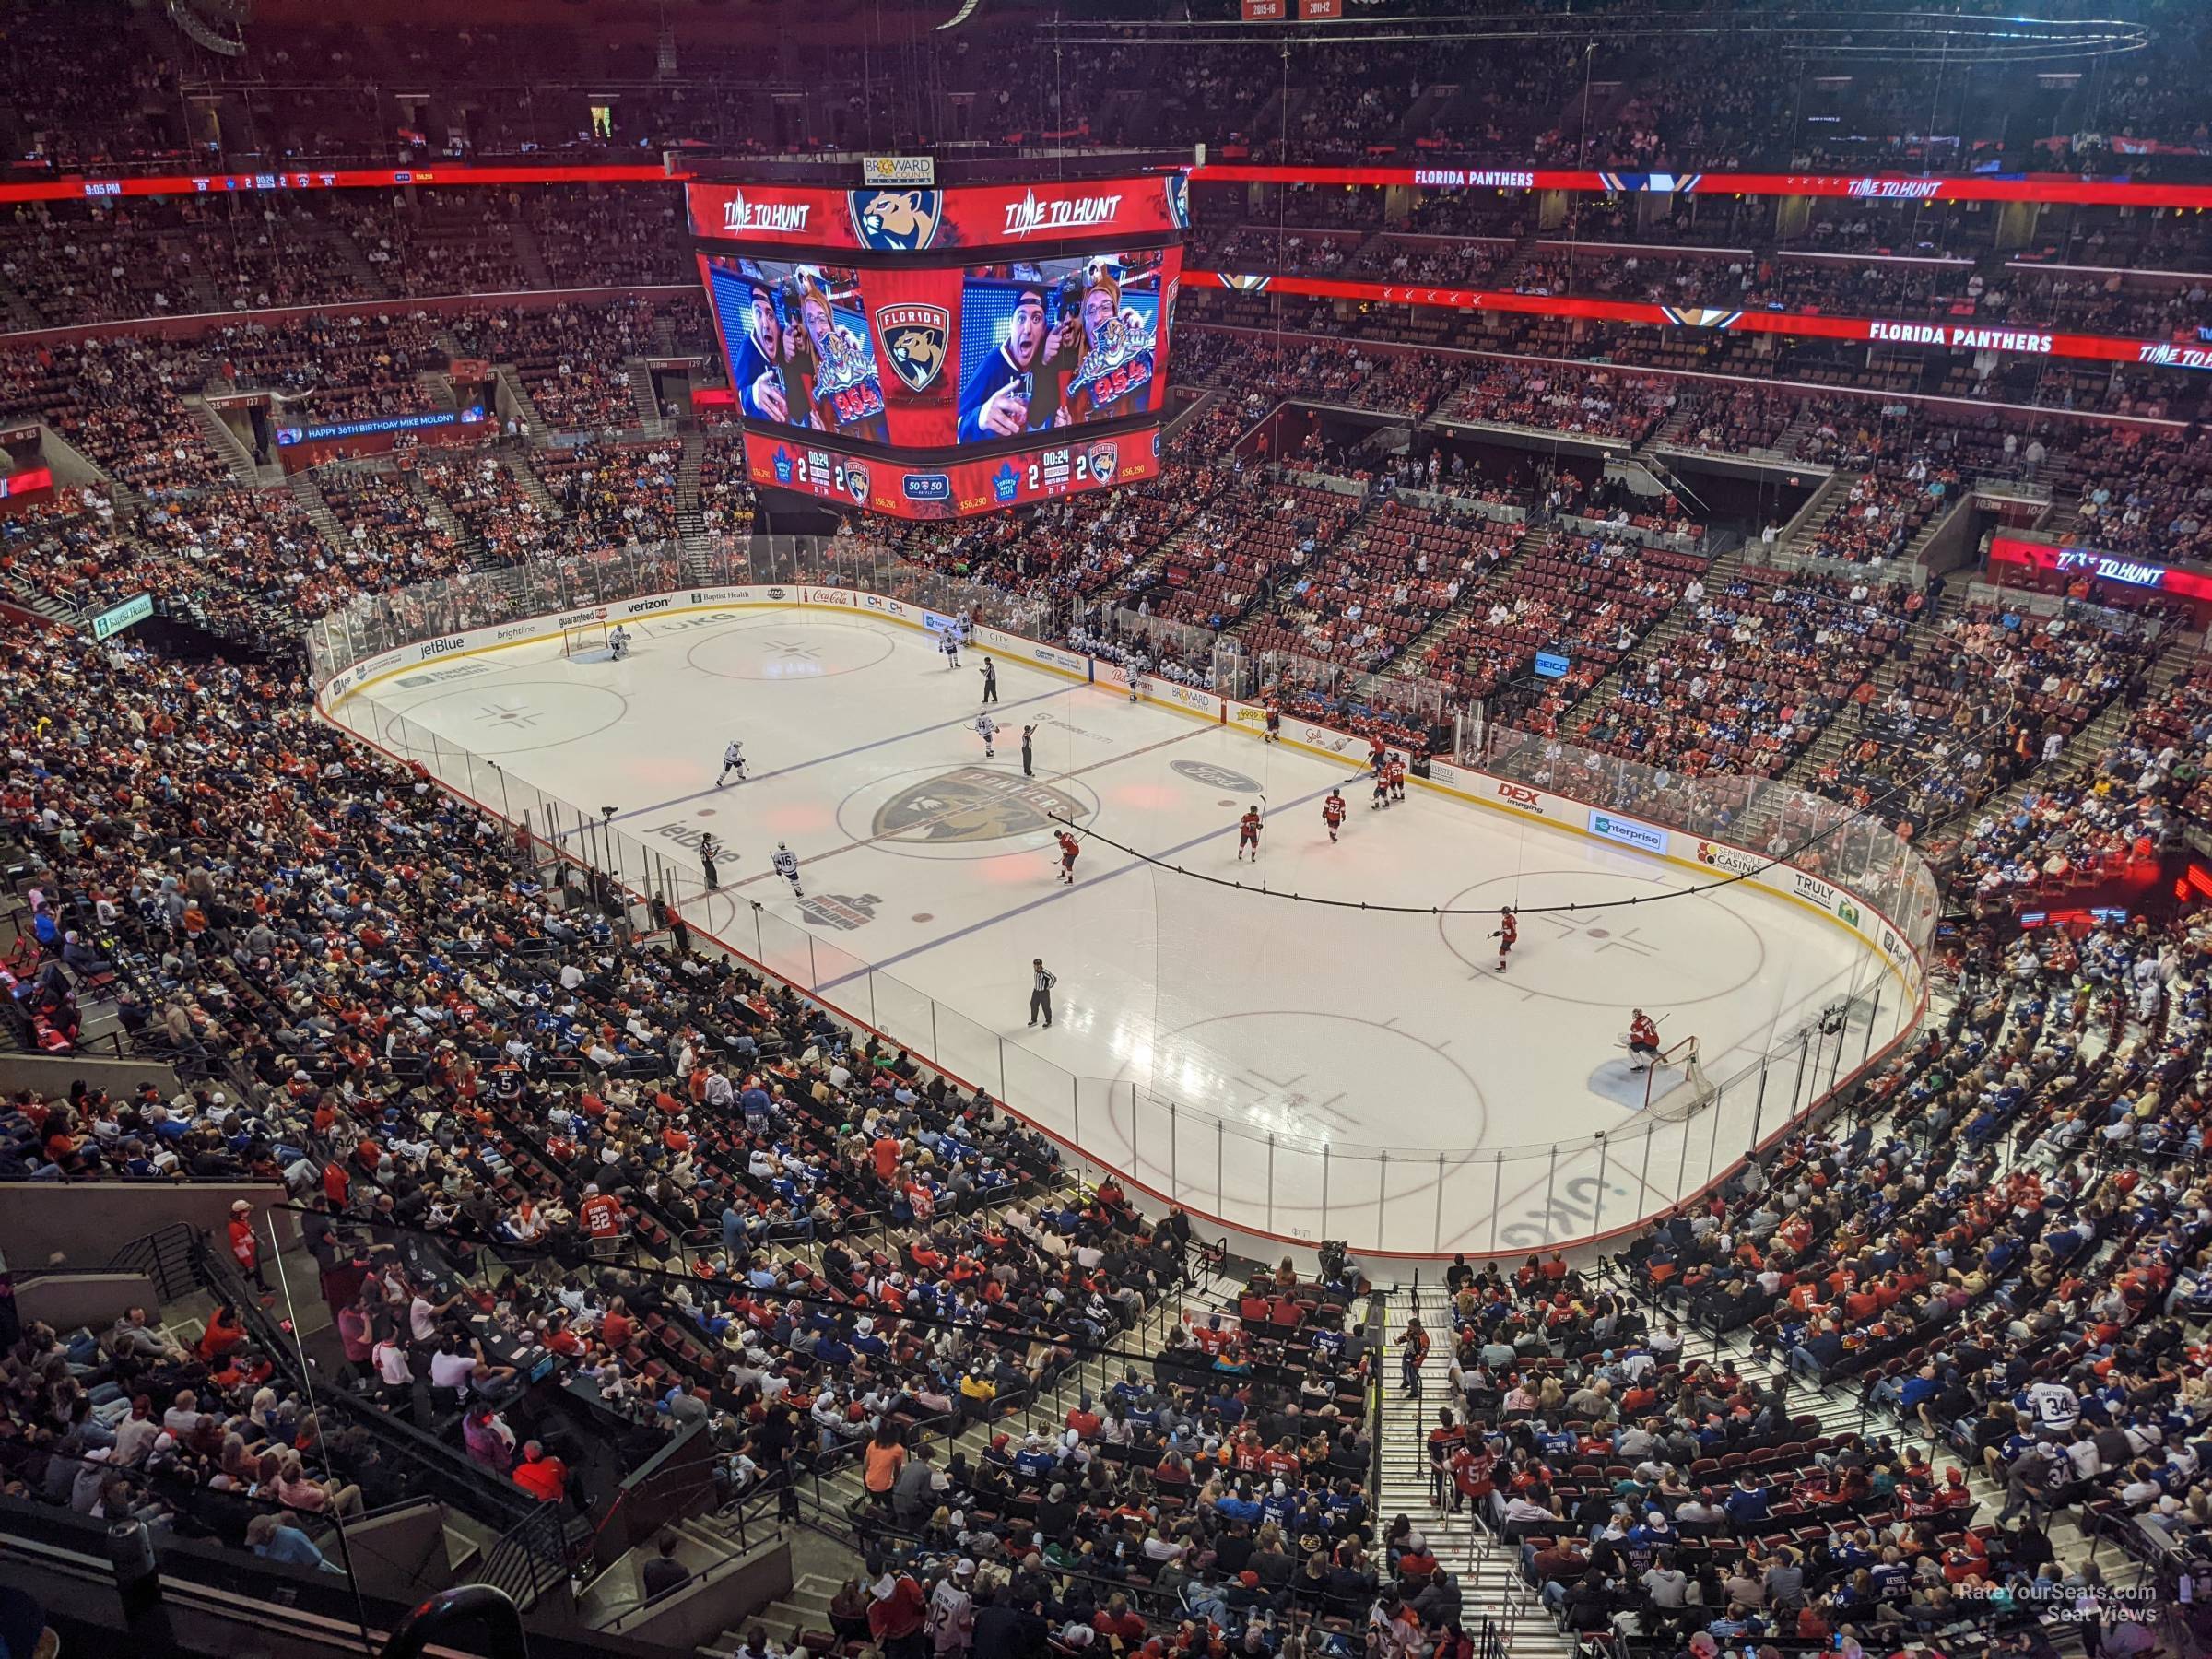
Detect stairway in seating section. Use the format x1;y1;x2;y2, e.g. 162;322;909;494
700;1569;846;1658
1564;533;1751;721
320;217;393;298
1767;469;1852;569
628;360;666;435
1633;1272;2140;1593
1773;582;1962;791
1387;518;1556;680
188;398;261;484
675;429;706;540
501;448;563;520
1961;621;2202;835
1771;400;1832;462
1375;1283;1580;1659
499;367;550;445
688;1178;1243;1656
512;218;555;291
406;470;493;571
1597;1147;2146;1597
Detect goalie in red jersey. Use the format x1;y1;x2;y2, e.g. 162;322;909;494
1627;1008;1662;1071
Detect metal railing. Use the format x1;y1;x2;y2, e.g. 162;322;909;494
471;1502;571;1614
108;1221;206;1305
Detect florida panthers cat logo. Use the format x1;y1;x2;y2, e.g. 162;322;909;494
876;303;952;393
849;189;943;253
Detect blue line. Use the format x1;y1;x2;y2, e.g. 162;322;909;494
560;683;1069;839
819;776;1347;992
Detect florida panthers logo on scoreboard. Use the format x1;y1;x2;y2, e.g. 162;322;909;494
849;188;944;252
876;303;952;392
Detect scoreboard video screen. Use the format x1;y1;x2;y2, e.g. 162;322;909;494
689;171;1186;520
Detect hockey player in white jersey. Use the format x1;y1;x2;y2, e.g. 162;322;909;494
975;713;998;759
715;739;747;788
771;843;803;899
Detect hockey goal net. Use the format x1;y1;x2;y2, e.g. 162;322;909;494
562;620;607;657
1642;1035;1716;1123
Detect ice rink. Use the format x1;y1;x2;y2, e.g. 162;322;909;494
345;606;1906;1255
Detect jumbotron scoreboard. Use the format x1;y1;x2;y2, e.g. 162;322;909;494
688;159;1188;520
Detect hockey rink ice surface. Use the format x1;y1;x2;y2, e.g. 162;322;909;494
347;607;1907;1255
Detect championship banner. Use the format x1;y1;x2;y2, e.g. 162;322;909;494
687;174;1187;251
1183;266;2212;370
1189;162;2212;211
741;426;1159;520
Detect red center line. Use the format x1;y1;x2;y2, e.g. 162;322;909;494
720;718;1217;890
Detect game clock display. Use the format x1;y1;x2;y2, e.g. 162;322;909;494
741;428;1159;520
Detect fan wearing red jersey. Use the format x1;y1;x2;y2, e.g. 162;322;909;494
1322;789;1347;843
1489;907;1517;971
1236;805;1263;863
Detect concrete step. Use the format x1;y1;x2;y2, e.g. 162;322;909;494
188;398;261;484
512;219;555;291
499;367;549;445
629;359;667;435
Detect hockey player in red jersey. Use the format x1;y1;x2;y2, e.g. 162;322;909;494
1371;763;1391;811
1490;906;1517;971
1385;756;1406;803
1627;1008;1662;1070
1054;830;1081;886
1322;789;1347;842
1236;805;1263;863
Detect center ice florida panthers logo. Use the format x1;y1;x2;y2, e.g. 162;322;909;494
872;768;1088;844
876;303;952;392
849;188;943;253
